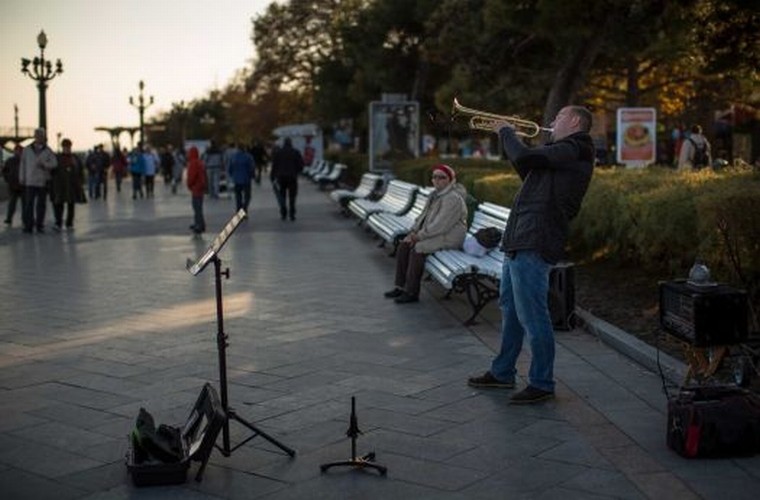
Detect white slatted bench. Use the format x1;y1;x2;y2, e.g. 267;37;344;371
329;172;383;211
425;202;511;325
316;163;347;190
305;159;329;179
366;187;433;254
347;180;418;221
425;202;576;328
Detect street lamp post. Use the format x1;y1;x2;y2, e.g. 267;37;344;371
129;80;154;145
20;30;63;131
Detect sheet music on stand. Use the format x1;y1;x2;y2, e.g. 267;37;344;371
186;209;247;276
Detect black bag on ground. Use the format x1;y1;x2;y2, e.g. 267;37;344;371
667;385;760;458
131;407;184;463
474;227;502;249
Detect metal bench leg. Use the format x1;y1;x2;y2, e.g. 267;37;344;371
462;277;498;326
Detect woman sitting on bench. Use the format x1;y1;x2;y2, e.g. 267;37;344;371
384;164;468;304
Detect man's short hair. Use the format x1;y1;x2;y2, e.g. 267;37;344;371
568;106;592;132
691;124;702;134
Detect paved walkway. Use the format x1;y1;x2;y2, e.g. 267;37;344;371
0;178;758;499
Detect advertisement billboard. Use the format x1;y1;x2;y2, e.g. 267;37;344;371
616;108;657;167
368;101;419;172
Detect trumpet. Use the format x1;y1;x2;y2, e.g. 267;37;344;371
452;98;553;138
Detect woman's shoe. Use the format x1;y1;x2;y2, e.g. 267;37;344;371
384;288;404;298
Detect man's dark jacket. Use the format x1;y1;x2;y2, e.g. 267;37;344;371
499;128;594;264
271;144;304;179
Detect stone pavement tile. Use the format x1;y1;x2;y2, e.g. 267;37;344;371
537;438;616;470
378;451;491;491
561;467;649;498
27;402;127;430
58;462;134;497
8;382;139;412
0;468;88;500
0;437;104;479
368;428;477;462
10;420;120;454
0;411;50;433
602;444;672;481
350;389;444;416
0;362;84;389
358;407;457;437
184;463;287;500
253;400;348;434
629;471;701;500
457;456;587;497
259;476;468;500
445;432;562;473
420;391;514;424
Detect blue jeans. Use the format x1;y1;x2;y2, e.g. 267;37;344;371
490;250;555;392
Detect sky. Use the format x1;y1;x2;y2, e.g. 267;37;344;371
1;0;274;151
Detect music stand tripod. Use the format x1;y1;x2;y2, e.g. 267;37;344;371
187;209;295;459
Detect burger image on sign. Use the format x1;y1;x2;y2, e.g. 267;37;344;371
624;123;650;147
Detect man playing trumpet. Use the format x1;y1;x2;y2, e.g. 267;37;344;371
468;105;594;404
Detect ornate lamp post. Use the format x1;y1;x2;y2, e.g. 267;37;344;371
129;80;154;144
20;30;63;131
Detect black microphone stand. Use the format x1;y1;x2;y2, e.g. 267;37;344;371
320;396;386;475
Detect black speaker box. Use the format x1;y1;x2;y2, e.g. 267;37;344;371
659;280;748;347
550;262;575;331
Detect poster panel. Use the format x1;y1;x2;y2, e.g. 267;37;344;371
368;101;419;172
616;108;657;166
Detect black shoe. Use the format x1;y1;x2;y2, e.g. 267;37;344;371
384;288;404;298
3;219;10;225
22;227;33;234
509;386;554;405
36;227;45;234
467;372;515;389
394;292;419;304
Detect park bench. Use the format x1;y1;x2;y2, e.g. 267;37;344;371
329;172;384;212
424;202;510;325
347;179;418;221
315;163;347;190
424;201;575;328
305;160;330;180
365;187;433;254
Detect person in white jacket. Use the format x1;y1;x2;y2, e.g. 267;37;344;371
19;128;57;233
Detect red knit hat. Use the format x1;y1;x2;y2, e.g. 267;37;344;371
432;163;456;181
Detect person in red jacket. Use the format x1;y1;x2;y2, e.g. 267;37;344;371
186;146;207;234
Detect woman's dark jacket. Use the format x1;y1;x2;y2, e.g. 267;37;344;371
499;128;594;264
51;152;85;204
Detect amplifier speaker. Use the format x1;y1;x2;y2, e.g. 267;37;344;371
549;262;575;331
659;280;748;347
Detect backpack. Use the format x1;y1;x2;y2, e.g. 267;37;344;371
688;138;708;168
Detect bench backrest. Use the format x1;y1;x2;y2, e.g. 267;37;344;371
405;187;433;220
351;173;383;196
376;180;418;208
470;202;511;233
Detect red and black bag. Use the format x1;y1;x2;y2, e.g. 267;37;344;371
667;385;760;458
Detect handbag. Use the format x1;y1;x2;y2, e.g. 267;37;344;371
667;385;760;458
473;227;502;249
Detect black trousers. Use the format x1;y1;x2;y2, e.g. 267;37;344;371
53;202;75;228
22;185;47;231
276;176;298;219
394;241;428;297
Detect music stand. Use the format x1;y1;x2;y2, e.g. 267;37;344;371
187;209;296;459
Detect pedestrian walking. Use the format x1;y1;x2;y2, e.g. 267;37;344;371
19;128;57;233
2;144;24;226
51;138;85;231
270;138;304;221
